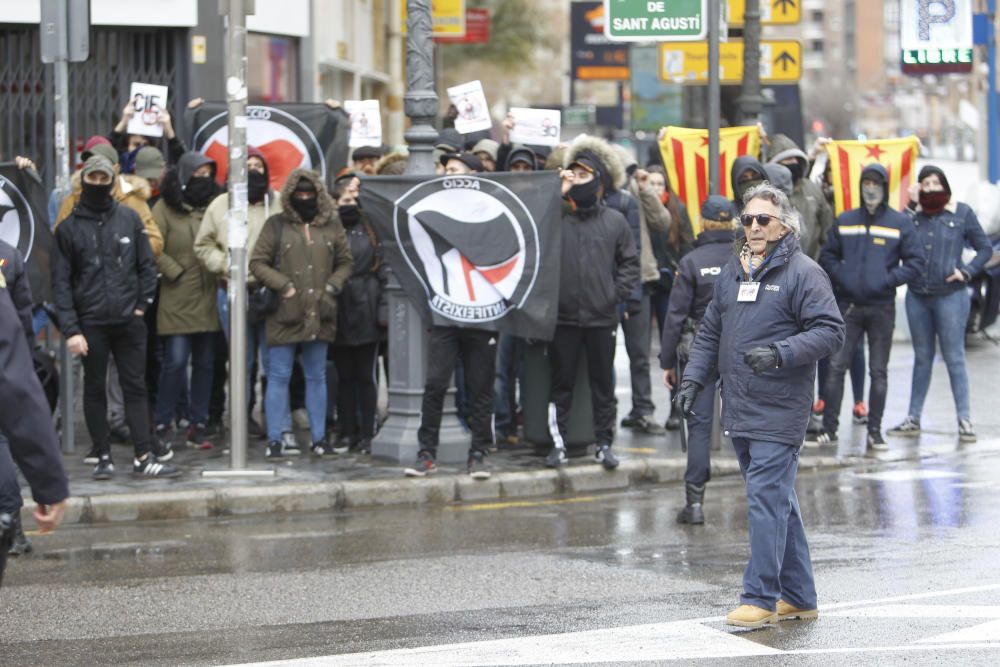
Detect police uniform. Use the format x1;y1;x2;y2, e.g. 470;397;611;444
659;196;735;522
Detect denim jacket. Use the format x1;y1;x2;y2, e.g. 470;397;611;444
908;200;992;296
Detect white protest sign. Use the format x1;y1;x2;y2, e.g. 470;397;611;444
447;80;492;134
508;107;562;147
127;82;169;138
344;100;383;148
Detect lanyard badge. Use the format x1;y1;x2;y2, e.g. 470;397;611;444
738;251;760;302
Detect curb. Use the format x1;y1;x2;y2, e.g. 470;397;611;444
28;455;856;527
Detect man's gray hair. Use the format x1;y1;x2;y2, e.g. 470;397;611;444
742;182;801;237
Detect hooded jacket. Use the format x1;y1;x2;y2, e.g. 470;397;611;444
907;165;992;296
334;212;388;347
767;133;835;261
194;150;283;284
658;228;734;370
250;169;354;346
56;172;164;257
819;163;925;306
730;156;768;210
0;240;34;343
152;152;222;335
683;234;845;446
51;199;158;337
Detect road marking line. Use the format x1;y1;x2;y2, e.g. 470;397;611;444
447;497;598;512
854;469;963;481
622;447;657;454
824;604;1000;619
819;583;1000;612
918;619;1000;644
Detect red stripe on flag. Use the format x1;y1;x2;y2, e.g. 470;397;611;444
719;152;728;197
899;147;913;211
837;147;853;211
737;133;749;156
672;138;687;203
695;153;707;211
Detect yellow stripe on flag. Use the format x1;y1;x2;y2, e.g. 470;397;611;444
658;126;760;235
824;137;920;216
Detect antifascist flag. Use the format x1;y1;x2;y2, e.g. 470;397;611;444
824;137;920;216
0;164;52;304
658;125;761;234
359;172;563;341
186;103;351;191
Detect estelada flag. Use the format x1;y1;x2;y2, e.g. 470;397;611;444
824;137;920;216
659;125;761;234
185;103;351;192
0;163;52;304
359;172;563;341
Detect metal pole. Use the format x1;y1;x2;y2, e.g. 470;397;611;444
738;0;763;124
708;0;721;195
988;0;998;183
53;0;74;454
226;0;249;469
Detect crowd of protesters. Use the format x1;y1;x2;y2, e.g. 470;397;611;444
2;94;994;561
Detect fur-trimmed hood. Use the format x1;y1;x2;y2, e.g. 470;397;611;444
562;134;627;191
375;152;408;176
280;168;337;227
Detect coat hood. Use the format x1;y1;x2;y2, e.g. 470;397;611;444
731;156;768;200
177;151;216;188
544;143;569;171
563;134;627;191
860;163;890;207
280;168;336;227
767;133;809;172
764;163;794;197
374;152;408;176
119;173;152;202
917;164;952;196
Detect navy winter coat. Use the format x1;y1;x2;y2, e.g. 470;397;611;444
819;163;924;305
683;234;845;446
659;228;734;370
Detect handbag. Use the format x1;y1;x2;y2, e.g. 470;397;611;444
248;218;283;323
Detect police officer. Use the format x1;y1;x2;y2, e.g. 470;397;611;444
677;183;845;628
659;196;735;525
0;284;70;586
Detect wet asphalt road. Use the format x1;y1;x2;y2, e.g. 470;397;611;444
4;436;1000;665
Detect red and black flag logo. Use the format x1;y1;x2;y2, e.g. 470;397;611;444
186;103;351;191
0;164;52;304
360;172;562;340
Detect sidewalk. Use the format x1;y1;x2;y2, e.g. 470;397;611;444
25;329;1000;527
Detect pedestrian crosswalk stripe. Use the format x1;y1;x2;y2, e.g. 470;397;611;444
918;619;1000;644
825;604;1000;619
854;469;962;482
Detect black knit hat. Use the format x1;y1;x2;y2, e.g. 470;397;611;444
571;149;612;192
917;165;952;196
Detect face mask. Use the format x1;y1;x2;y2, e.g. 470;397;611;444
81;181;114;211
919;190;949;214
338;204;361;226
248;171;268;203
184;175;215;207
783;161;804;183
861;183;884;213
291;196;319;222
568;179;600;209
737;178;764;203
659;191;670;205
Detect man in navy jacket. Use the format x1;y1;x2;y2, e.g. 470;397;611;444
677;183;845;628
815;164;924;451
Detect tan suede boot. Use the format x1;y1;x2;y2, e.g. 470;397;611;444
725;604;778;628
776;599;818;621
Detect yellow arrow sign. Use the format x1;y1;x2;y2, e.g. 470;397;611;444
660;40;801;84
402;0;466;37
728;0;801;25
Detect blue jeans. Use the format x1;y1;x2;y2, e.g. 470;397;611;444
266;341;328;443
732;437;816;612
155;333;215;427
493;334;524;437
905;289;972;420
216;287;271;407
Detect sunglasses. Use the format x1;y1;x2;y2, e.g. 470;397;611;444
740;213;780;227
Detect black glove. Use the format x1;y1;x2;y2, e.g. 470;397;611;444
674;379;703;417
744;345;781;374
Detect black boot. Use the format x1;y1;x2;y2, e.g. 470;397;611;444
8;511;32;556
676;483;705;525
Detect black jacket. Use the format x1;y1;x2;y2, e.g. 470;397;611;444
0;240;33;344
335;216;388;347
556;202;640;328
51;201;157;337
683;235;845;446
659;228;734;369
0;288;69;506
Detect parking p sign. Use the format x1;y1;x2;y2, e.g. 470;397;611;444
604;0;708;42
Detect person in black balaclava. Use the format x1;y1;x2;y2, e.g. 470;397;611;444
151;152;224;451
542;150;640;471
730;156;768;210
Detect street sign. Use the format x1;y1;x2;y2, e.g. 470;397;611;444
603;0;708;42
571;2;630;81
728;0;801;26
402;0;466;38
900;0;973;76
660;39;801;84
901;47;973;74
435;7;490;44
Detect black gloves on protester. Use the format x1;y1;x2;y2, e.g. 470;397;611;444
674;380;702;417
744;345;782;374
